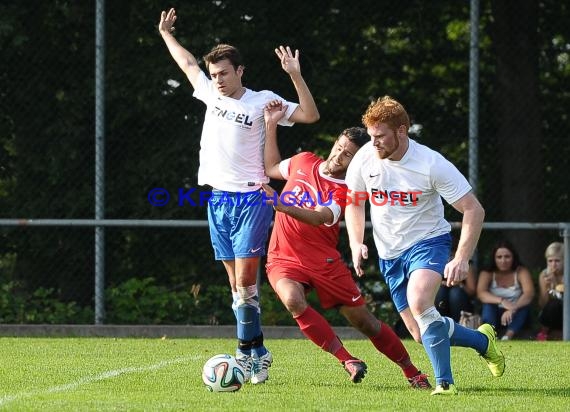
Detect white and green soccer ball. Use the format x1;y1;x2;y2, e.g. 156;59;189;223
202;354;245;392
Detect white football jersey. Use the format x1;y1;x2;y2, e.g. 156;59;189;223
345;139;472;259
193;71;299;192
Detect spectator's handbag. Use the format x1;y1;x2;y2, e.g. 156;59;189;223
459;310;482;329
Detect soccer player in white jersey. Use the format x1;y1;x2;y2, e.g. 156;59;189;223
158;8;319;384
344;96;505;395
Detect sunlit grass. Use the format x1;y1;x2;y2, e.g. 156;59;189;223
1;337;568;411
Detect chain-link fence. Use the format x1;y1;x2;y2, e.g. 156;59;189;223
1;1;568;325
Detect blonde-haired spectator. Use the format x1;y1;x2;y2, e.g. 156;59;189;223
536;242;564;340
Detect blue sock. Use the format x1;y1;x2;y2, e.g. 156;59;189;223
444;317;488;354
422;320;453;385
250;310;267;358
236;304;261;342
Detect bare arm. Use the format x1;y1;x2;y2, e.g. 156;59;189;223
263;100;288;179
345;194;368;277
275;46;319;124
477;270;503;304
511;267;536;310
261;184;333;226
444;192;485;287
158;8;202;88
538;269;551;308
261;101;330;225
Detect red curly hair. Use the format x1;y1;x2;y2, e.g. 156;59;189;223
362;96;410;132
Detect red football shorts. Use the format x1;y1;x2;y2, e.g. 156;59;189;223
266;259;365;309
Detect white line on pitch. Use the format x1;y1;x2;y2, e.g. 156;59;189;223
0;355;199;408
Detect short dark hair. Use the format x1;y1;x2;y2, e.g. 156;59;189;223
203;44;243;71
341;127;369;148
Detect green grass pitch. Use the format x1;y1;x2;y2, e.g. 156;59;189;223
1;337;568;411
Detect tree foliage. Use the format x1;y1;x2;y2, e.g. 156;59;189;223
0;0;568;320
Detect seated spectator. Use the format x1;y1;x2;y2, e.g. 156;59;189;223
477;240;535;340
536;242;564;340
436;261;477;322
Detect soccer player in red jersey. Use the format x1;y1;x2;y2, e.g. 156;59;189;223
260;101;431;388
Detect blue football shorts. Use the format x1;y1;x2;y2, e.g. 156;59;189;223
207;190;273;260
378;233;451;312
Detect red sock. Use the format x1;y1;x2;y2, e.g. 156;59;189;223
369;321;419;378
294;306;353;362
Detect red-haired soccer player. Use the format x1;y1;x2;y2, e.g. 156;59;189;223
345;96;505;395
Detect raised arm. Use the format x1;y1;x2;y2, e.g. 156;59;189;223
538;269;552;308
158;8;202;88
275;46;320;124
263;100;288;180
262;100;332;226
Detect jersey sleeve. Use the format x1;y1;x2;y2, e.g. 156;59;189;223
345;146;367;192
191;71;212;103
278;158;292;179
264;90;299;127
431;155;472;204
322;192;343;227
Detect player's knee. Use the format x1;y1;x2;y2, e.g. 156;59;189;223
280;293;307;315
413;306;444;336
236;285;258;307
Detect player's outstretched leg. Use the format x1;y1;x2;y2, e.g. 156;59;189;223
366;320;432;389
477;323;505;377
340;303;434;389
294;306;370;383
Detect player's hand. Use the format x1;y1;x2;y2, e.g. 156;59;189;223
263;100;288;125
501;299;517;312
159;8;177;35
443;257;468;287
351;243;368;277
261;184;279;207
543;269;554;287
500;310;513;326
275;46;301;75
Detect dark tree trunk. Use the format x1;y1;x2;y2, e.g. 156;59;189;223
491;0;546;269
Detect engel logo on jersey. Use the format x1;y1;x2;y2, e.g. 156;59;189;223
333;189;422;207
369;188;422;206
147;188;423;208
212;106;254;127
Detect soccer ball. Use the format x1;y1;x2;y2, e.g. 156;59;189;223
202;354;245;392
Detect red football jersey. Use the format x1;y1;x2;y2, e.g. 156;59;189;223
267;152;348;270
